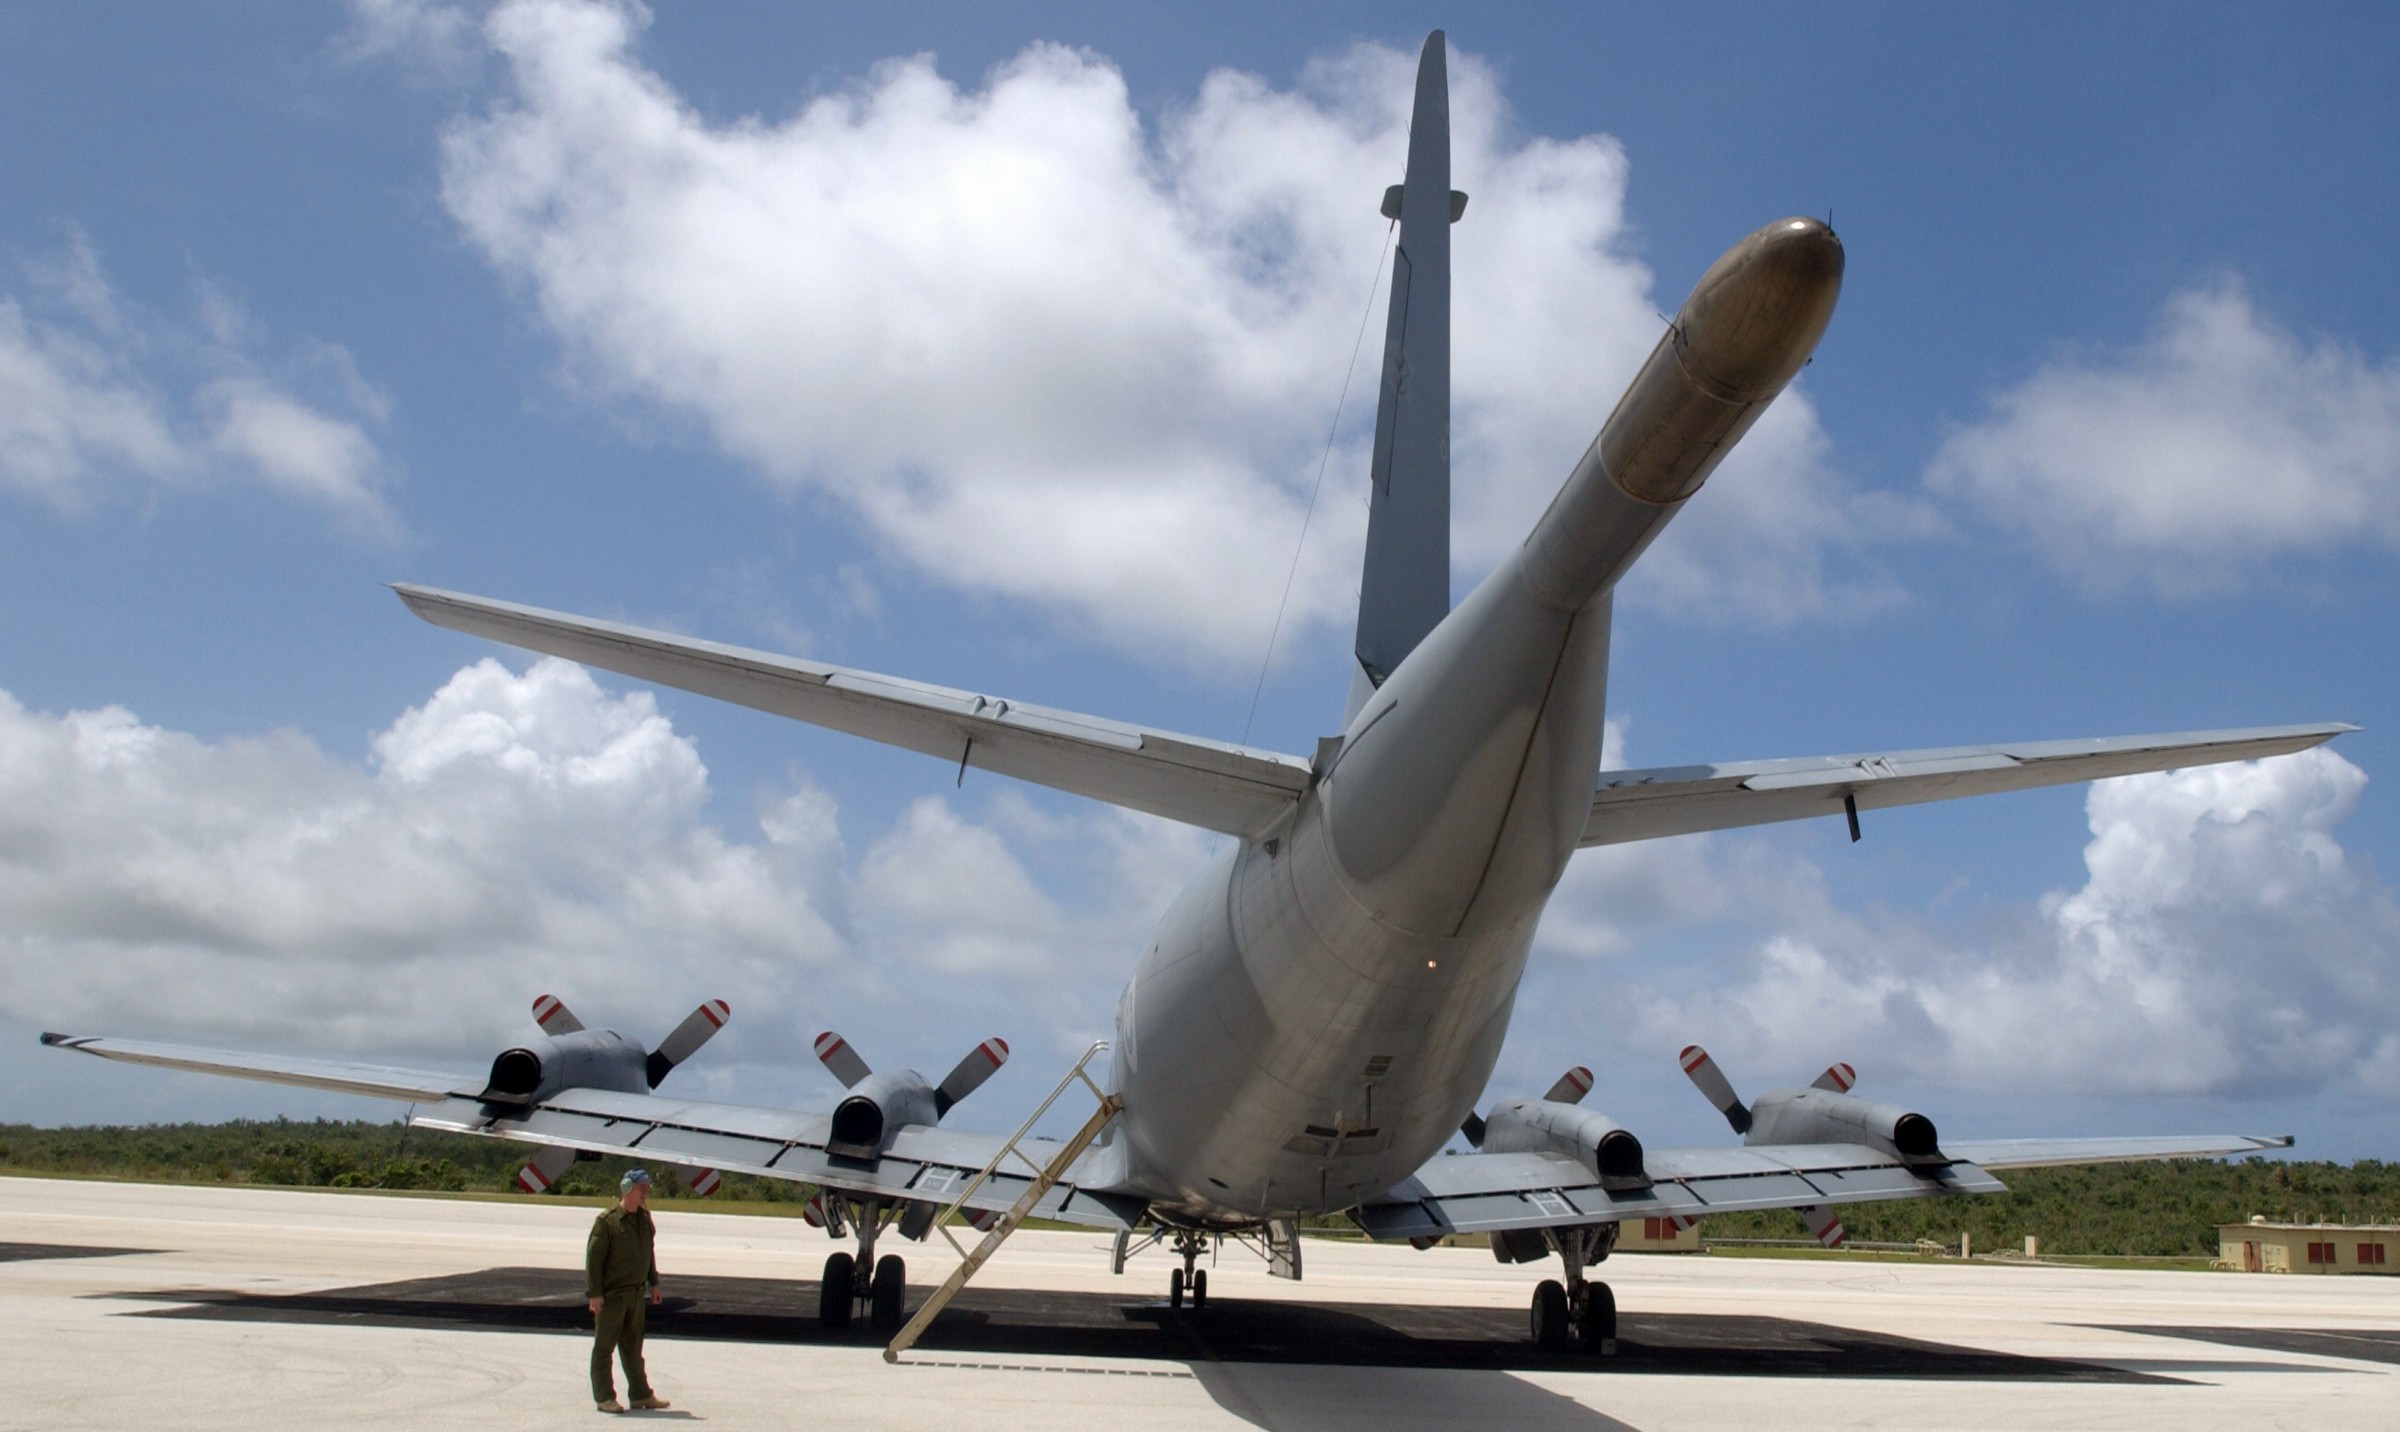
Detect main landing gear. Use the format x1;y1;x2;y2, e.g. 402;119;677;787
1497;1222;1617;1354
814;1195;909;1333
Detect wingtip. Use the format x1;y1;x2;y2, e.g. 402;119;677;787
39;1031;69;1046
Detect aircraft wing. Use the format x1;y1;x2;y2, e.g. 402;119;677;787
1944;1134;2293;1170
40;1031;472;1104
1352;1132;2291;1241
393;584;1311;839
41;1028;1143;1230
1580;723;2353;847
409;1087;1145;1232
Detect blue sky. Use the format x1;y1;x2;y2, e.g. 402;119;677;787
1;2;2394;1161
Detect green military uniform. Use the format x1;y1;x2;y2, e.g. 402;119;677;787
587;1204;660;1406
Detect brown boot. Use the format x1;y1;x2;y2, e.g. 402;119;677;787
630;1395;672;1410
596;1397;626;1413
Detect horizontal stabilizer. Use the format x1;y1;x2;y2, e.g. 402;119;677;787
41;1031;469;1104
1584;724;2355;847
394;585;1310;838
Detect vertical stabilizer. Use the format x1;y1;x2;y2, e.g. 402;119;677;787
1348;31;1457;722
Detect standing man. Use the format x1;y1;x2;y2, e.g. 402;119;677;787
587;1168;670;1414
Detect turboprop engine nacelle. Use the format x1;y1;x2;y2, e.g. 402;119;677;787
1479;1098;1650;1190
827;1069;942;1161
816;1031;1010;1163
1746;1088;1941;1163
483;1028;651;1104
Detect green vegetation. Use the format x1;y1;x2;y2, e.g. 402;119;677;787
0;1118;819;1205
1695;1158;2400;1257
4;1122;2393;1258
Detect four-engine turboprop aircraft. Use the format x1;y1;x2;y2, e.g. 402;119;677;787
47;31;2343;1354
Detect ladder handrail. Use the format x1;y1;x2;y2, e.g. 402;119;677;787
887;1093;1124;1361
884;1041;1121;1362
929;1039;1110;1260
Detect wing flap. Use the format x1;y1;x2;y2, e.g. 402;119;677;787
393;585;1311;838
410;1089;1143;1231
1582;723;2353;847
40;1032;470;1104
1947;1133;2293;1170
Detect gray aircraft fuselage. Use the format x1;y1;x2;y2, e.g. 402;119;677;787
1110;215;1844;1225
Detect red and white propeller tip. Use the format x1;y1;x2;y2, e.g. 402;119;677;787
813;1031;871;1089
934;1037;1010;1116
531;994;584;1035
1678;1044;1753;1135
1543;1066;1595;1105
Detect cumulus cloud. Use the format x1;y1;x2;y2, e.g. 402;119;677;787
0;659;1214;1102
1929;279;2400;590
434;0;1902;666
1597;744;2400;1101
0;238;396;530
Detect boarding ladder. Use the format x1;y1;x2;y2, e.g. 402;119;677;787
884;1040;1122;1362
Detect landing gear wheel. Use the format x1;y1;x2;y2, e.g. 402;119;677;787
1190;1267;1208;1309
1169;1266;1185;1310
869;1254;906;1332
818;1252;854;1329
1578;1281;1616;1355
1531;1279;1571;1352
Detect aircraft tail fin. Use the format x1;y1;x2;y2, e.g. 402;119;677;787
1349;30;1460;722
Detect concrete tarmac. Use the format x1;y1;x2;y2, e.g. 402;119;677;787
3;1176;2392;1429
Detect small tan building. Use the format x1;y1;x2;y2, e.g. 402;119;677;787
1618;1215;1702;1252
2219;1219;2398;1274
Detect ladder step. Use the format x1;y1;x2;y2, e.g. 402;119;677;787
884;1091;1122;1361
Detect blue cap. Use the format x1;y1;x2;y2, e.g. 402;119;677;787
620;1168;652;1191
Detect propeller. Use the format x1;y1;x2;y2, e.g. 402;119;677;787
647;999;731;1088
1543;1066;1595;1104
1678;1045;1752;1135
1459;1065;1593;1147
511;995;732;1196
1677;1044;1856;1246
934;1037;1010;1117
812;1030;871;1088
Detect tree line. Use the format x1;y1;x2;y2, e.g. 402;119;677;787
4;1119;2393;1256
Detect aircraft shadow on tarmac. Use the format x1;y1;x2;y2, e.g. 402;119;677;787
1;1242;159;1263
117;1265;2177;1388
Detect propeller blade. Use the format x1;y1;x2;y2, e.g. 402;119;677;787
933;1037;1010;1117
670;1164;720;1198
530;994;584;1035
1800;1204;1847;1248
802;1192;848;1235
1542;1066;1594;1104
813;1031;871;1089
1810;1062;1857;1093
1679;1044;1753;1135
515;1144;575;1194
647;999;730;1087
1459;1111;1487;1148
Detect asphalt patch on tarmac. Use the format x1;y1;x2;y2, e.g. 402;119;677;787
0;1242;156;1263
2101;1325;2400;1367
118;1266;2171;1381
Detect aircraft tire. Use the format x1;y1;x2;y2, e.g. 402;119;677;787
1190;1267;1208;1309
1532;1279;1571;1352
870;1254;906;1331
1169;1267;1185;1309
818;1252;854;1329
1578;1281;1616;1354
